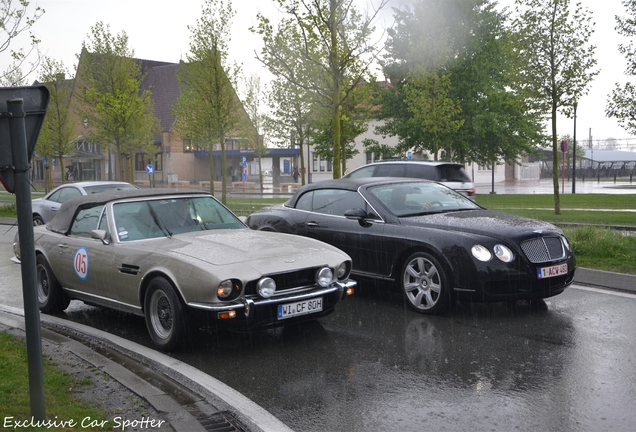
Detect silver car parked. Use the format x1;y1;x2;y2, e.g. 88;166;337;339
13;189;355;351
31;181;138;225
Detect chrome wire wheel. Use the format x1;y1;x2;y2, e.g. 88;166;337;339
144;277;185;351
36;264;50;304
148;289;174;340
401;252;449;314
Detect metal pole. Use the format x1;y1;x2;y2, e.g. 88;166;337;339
572;101;577;194
8;98;47;420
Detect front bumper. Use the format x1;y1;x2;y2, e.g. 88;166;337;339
187;279;356;325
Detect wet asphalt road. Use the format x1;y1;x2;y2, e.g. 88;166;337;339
2;226;636;431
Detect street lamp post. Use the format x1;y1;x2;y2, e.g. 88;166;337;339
572;100;578;194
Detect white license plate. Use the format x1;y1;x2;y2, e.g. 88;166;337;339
278;297;323;320
537;263;568;279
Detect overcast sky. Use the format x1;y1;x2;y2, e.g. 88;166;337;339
7;0;636;148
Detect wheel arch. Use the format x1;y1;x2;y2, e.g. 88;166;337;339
391;244;457;289
139;270;186;313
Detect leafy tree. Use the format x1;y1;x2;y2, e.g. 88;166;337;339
510;0;598;214
606;0;636;136
241;73;267;189
35;57;75;191
77;22;158;182
254;0;387;178
265;76;316;185
403;69;463;160
0;0;44;85
379;0;544;167
174;0;243;203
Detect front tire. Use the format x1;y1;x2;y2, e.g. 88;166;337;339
144;277;186;351
400;252;450;315
33;215;44;226
36;255;70;313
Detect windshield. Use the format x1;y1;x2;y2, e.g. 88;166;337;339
369;182;480;217
113;196;244;241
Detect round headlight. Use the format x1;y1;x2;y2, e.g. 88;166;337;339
471;245;492;262
217;280;234;299
257;277;276;298
493;244;514;262
336;262;348;279
317;267;334;287
561;235;572;251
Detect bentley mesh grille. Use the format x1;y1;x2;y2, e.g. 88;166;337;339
520;236;565;263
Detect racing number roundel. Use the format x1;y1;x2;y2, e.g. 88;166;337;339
74;247;89;280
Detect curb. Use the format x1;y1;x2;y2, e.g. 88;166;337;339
0;304;293;432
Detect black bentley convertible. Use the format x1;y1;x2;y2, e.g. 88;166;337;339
246;178;576;314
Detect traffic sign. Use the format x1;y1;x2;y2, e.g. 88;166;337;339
146;164;154;175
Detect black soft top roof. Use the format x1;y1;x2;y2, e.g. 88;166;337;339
47;188;210;234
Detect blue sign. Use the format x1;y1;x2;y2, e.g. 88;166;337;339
146;164;154;175
42;157;48;164
242;156;247;168
51;158;57;166
406;151;413;161
242;172;247;181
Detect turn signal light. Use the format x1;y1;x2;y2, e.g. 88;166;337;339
346;287;355;296
218;310;236;320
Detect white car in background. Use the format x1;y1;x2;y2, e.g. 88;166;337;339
32;181;137;225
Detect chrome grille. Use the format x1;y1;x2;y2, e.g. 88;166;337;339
520;236;565;263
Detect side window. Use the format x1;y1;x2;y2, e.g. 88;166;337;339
375;164;405;177
47;190;62;203
295;192;313;211
70;205;104;237
58;187;82;203
347;166;375;178
311;189;366;216
406;165;437;181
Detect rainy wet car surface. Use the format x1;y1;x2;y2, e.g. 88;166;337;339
13;189;355;351
246;178;576;314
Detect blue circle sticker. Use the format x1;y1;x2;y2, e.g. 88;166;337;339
74;247;89;280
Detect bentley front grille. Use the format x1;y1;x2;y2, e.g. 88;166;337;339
520;236;566;263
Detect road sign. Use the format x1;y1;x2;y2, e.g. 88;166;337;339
407;151;413;161
561;140;568;152
242;156;247;168
146;164;154;175
0;86;50;193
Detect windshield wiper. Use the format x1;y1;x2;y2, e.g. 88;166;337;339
147;205;173;238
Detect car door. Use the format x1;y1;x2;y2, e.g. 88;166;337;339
42;186;82;222
297;188;386;277
47;204;110;297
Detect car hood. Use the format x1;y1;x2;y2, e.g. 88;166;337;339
150;228;349;269
400;209;563;239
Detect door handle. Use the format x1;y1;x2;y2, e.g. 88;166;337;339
58;244;68;249
307;222;319;228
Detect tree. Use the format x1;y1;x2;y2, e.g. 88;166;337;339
241;73;267;190
35;57;75;191
174;0;243;203
77;22;158;182
403;69;464;160
0;0;44;85
265;76;316;185
606;0;636;136
254;0;388;178
379;0;544;167
510;0;598;214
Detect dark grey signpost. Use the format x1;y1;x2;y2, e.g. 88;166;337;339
0;86;50;421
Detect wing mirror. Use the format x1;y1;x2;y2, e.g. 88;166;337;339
344;208;372;227
91;229;110;245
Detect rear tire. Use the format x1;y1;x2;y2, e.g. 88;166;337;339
144;277;186;351
36;255;70;313
400;252;450;315
33;215;44;226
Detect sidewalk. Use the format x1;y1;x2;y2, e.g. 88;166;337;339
0;304;292;432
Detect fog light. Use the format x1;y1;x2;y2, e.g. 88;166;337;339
257;277;276;298
218;310;236;319
317;267;333;287
346;287;355;296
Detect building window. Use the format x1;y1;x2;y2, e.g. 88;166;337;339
311;153;332;173
366;152;373;164
184;140;195;153
135;152;163;171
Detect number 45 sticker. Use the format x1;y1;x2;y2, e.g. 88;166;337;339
74;247;89;280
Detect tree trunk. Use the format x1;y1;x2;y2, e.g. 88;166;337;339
551;104;561;215
221;136;227;204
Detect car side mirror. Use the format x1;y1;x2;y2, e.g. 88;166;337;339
91;229;110;245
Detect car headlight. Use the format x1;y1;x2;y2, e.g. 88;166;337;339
217;280;234;299
471;245;492;262
316;267;334;287
493;244;514;262
257;277;276;298
335;262;348;280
